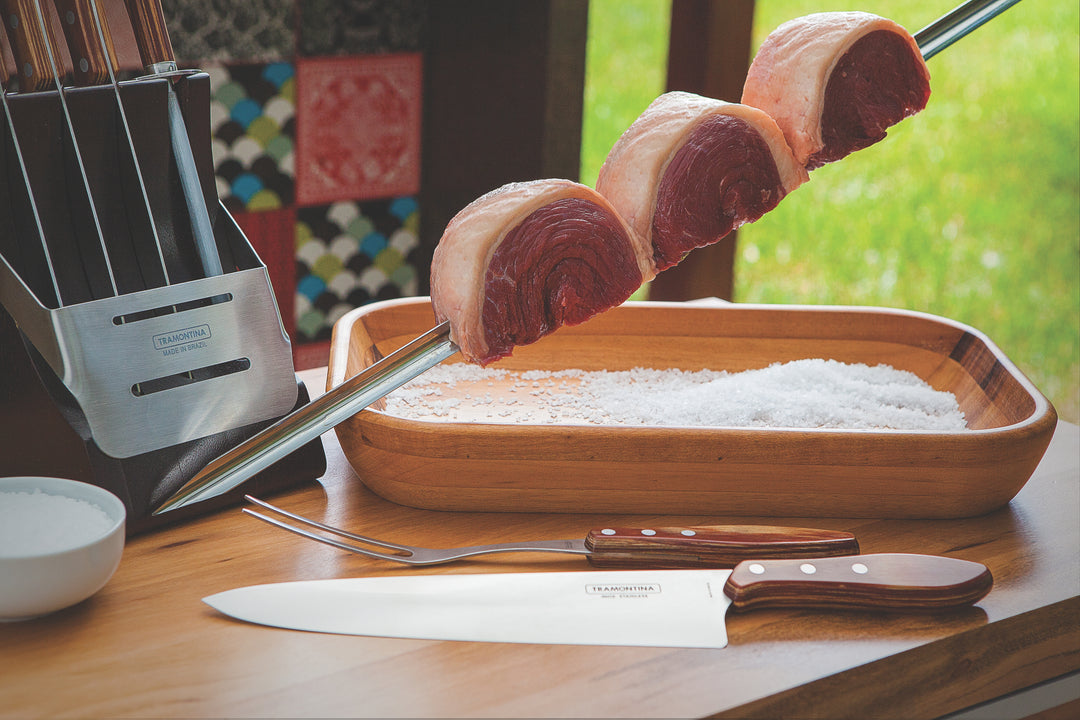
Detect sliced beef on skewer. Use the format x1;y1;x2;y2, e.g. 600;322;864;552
596;91;808;272
742;11;931;170
430;179;654;366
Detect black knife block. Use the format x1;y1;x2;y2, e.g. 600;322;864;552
0;74;325;534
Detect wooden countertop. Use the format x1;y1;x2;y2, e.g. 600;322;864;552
1;369;1078;718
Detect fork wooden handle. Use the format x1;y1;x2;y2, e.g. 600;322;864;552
584;525;859;569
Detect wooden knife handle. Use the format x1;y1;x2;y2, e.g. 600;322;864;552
53;0;116;86
122;0;174;70
724;553;993;612
585;525;859;569
1;0;57;91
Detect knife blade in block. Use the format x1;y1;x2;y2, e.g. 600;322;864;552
122;0;223;278
203;553;993;648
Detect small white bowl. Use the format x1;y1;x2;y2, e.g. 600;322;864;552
0;477;126;621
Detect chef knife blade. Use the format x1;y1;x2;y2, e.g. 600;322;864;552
203;553;993;649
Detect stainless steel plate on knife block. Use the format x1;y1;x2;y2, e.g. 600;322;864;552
0;25;324;531
1;224;299;458
328;297;1057;519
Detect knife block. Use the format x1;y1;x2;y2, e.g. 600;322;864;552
0;73;325;534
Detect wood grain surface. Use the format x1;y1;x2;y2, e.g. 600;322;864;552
121;0;173;68
2;0;62;92
584;524;858;568
1;365;1076;718
53;0;119;87
723;553;995;611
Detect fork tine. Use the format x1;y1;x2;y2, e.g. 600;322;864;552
242;508;410;562
243;495;413;555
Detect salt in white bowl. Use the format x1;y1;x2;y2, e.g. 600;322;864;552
0;477;126;621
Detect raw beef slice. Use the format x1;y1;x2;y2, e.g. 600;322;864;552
430;179;654;366
596;92;808;271
742;11;931;170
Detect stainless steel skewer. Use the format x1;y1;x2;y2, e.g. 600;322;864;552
915;0;1023;59
154;0;1027;516
153;322;457;514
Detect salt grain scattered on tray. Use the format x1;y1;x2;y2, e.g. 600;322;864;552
384;359;968;431
0;490;114;556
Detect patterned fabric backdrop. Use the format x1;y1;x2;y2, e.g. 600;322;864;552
164;0;427;366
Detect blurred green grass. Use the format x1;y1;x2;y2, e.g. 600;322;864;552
581;0;1080;423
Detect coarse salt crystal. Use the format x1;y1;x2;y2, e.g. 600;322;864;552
384;359;969;431
0;490;115;556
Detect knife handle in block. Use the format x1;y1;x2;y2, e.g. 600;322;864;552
724;553;993;612
1;0;57;91
122;0;175;71
53;0;116;86
584;525;859;569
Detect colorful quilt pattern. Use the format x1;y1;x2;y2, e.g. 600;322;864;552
295;197;420;343
170;1;427;362
209;62;296;214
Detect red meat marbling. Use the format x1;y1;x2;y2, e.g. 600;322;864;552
430;180;653;365
651;113;787;270
742;12;930;170
597;92;808;271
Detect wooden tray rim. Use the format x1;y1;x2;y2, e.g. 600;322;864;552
327;297;1056;442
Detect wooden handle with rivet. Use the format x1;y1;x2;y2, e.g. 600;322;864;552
52;0;116;86
1;0;57;91
585;525;859;568
724;553;994;612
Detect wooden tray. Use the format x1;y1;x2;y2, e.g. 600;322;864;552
327;297;1056;518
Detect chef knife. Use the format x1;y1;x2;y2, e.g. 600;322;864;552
203;553;993;649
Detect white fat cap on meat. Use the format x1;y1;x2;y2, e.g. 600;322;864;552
741;11;928;166
596;91;808;246
430;178;653;364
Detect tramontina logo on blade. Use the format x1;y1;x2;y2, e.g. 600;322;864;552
586;582;661;597
153;324;212;353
